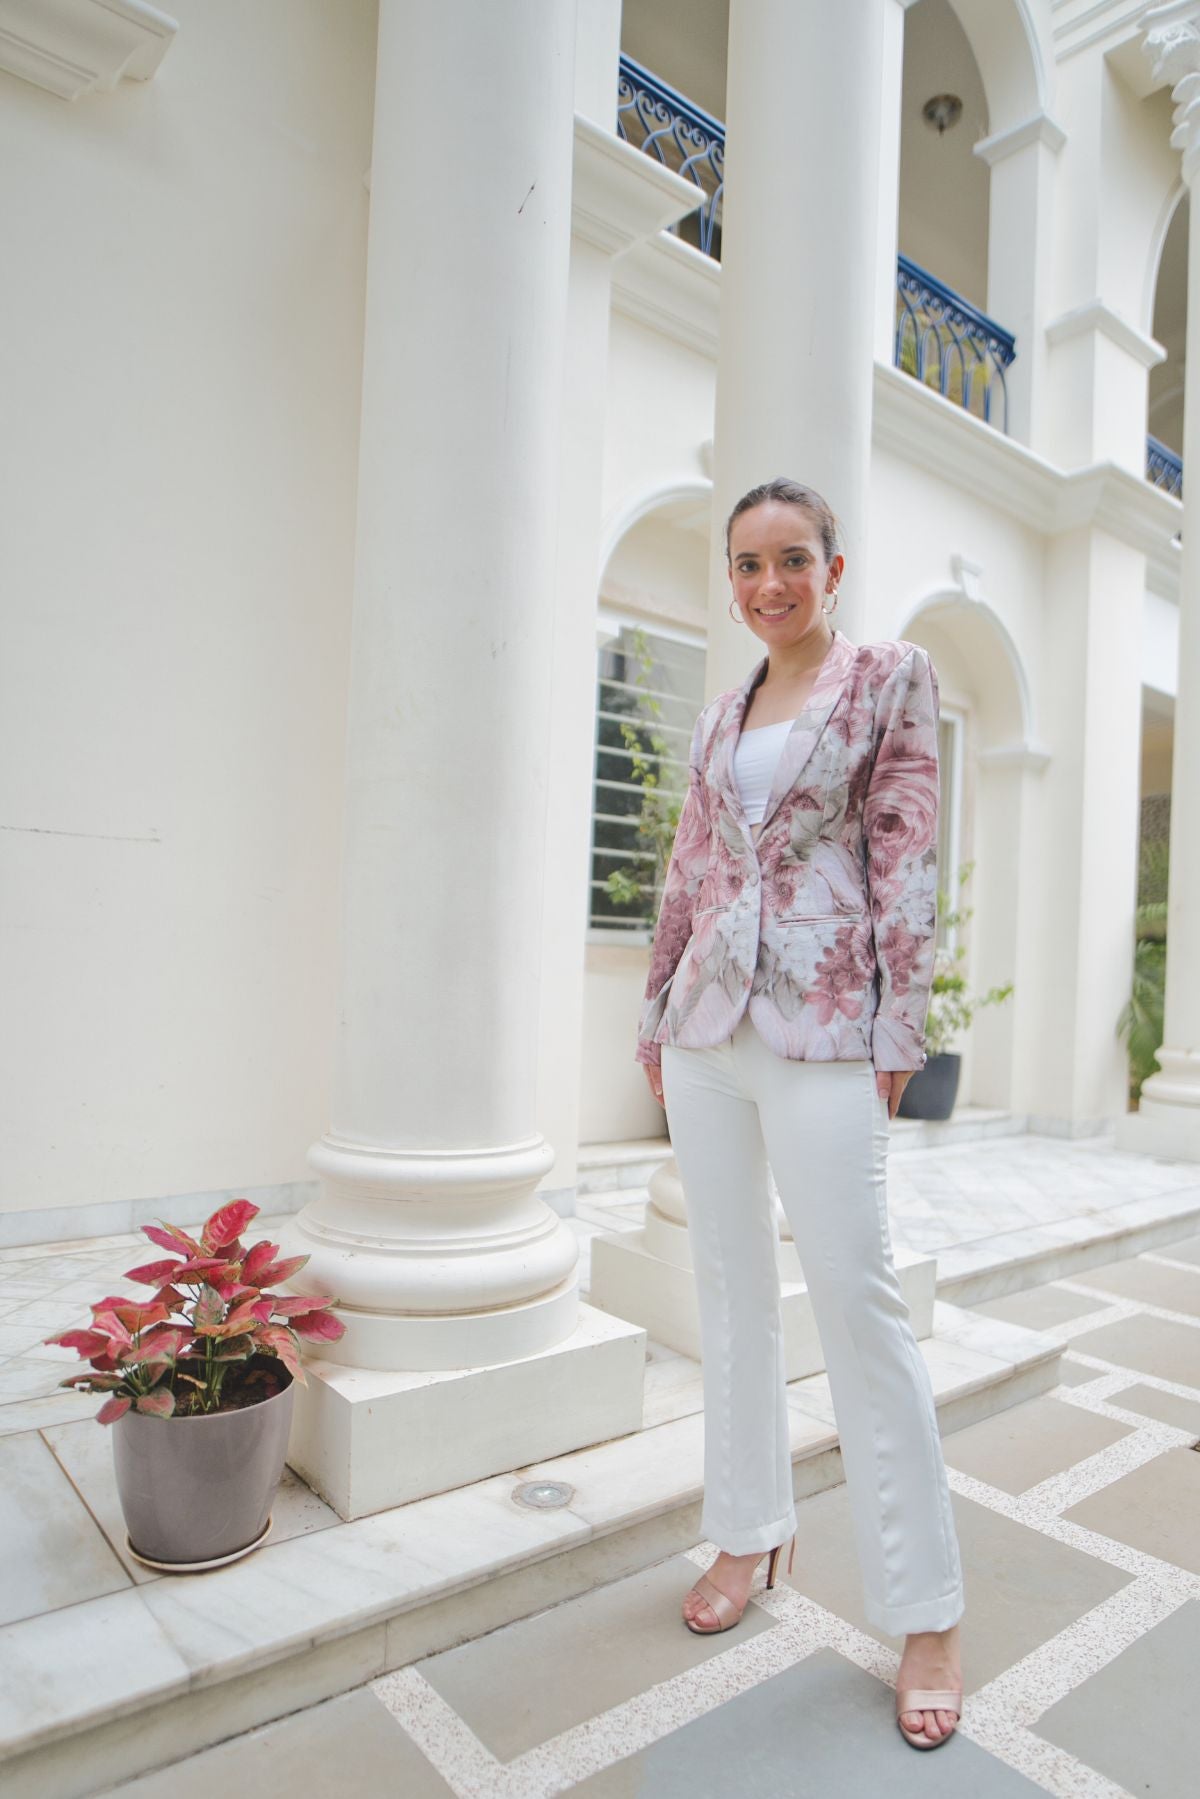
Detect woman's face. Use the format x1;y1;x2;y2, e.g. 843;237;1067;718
727;501;844;650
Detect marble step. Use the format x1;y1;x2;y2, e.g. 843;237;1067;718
0;1307;1060;1799
575;1106;1026;1198
935;1186;1200;1306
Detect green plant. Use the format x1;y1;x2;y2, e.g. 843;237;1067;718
45;1199;344;1423
924;861;1013;1058
1118;899;1168;1105
603;625;688;923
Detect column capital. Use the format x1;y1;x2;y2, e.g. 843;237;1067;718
1144;3;1200;181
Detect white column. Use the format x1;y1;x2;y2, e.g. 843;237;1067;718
283;0;648;1517
707;0;890;679
1121;5;1200;1158
974;114;1066;454
535;15;706;1216
590;0;937;1368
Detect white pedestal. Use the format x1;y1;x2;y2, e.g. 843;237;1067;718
287;1303;647;1520
1115;1099;1200;1162
588;1220;936;1379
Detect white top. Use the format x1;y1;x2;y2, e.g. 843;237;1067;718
732;719;795;825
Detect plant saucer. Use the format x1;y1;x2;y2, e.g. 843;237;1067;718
124;1514;273;1574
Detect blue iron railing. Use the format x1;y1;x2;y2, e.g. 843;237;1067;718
894;255;1015;431
1146;433;1183;498
615;58;1018;434
617;54;724;259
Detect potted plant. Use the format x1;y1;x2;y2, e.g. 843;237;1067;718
899;862;1013;1122
45;1198;344;1571
1118;832;1169;1107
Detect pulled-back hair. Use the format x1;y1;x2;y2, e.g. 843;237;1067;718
724;478;842;568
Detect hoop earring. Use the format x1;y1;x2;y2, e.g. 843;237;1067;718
821;588;840;616
728;598;745;624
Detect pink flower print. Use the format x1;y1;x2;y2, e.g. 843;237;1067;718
874;917;923;997
864;750;939;881
805;925;874;1025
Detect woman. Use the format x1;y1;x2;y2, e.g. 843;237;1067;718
635;478;964;1751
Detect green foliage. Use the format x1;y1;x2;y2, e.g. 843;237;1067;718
925;861;1013;1058
1118;821;1170;1104
601;626;687;927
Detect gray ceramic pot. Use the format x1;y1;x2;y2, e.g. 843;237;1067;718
112;1356;295;1567
896;1052;962;1122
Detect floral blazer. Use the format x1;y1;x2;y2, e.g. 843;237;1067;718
635;630;940;1072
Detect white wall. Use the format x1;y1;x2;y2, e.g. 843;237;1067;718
0;0;377;1223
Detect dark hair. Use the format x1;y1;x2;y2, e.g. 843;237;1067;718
724;477;842;568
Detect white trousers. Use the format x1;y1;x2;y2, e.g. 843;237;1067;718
660;1011;965;1636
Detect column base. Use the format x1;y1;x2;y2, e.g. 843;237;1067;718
287;1302;647;1519
1115;1096;1200;1162
588;1219;936;1376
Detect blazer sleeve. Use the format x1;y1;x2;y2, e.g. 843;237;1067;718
634;712;711;1068
862;645;941;1072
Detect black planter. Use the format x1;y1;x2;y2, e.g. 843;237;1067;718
897;1053;962;1121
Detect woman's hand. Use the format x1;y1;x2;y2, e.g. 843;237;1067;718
875;1069;913;1120
644;1063;666;1109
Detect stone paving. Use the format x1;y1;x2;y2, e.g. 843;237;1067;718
2;1133;1199;1796
90;1236;1200;1798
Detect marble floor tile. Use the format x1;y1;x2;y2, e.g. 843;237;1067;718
416;1554;779;1764
0;1357;70;1401
778;1486;1130;1682
0;1321;62;1359
0;1386;104;1434
941;1396;1133;1496
1066;1313;1200;1387
0;1431;131;1627
1106;1380;1200;1435
98;1685;452;1798
1032;1598;1200;1798
0;1587;194;1753
1061;1447;1200;1573
566;1648;1043;1797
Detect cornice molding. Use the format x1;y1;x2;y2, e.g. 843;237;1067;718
1143;2;1200;181
871;360;1181;591
973;112;1068;165
976;743;1053;772
1044;297;1167;366
571;115;700;256
0;0;176;101
610;228;720;357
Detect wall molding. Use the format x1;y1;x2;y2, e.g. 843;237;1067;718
0;0;177;101
1045;297;1168;367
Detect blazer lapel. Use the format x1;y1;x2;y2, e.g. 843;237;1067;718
713;629;858;837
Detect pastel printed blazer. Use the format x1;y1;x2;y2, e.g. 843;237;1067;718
635;630;941;1073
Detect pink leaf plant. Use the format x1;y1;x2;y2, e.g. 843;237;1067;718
45;1199;345;1423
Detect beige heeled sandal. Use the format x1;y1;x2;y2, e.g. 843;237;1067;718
682;1533;797;1635
895;1688;962;1749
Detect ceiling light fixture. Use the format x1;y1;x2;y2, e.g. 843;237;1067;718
922;94;963;135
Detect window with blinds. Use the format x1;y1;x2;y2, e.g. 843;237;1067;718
588;614;706;935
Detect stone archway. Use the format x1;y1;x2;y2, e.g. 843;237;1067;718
901;578;1043;1112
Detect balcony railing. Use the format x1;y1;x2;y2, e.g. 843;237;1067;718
616;56;1017;434
616;54;724;258
894;255;1015;432
1146;433;1183;499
